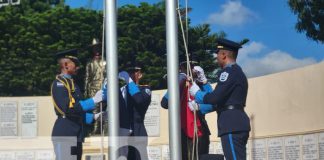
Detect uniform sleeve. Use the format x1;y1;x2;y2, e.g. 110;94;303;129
195;69;236;106
196;83;215;115
79;99;95;111
52;81;84;116
160;92;169;109
199;104;215;115
127;82;140;96
128;82;152;108
202;83;213;93
85;113;94;124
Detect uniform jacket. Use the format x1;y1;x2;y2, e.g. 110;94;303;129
51;75;90;142
195;63;251;136
123;83;151;136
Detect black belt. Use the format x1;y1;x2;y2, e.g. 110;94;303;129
57;115;82;123
217;105;244;113
57;115;66;118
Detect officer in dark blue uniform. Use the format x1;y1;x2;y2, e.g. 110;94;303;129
51;49;106;160
161;62;211;160
118;65;152;160
190;39;251;160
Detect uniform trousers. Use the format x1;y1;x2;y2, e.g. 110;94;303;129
220;131;249;160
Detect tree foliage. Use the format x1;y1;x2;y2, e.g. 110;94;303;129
0;1;102;96
288;0;324;43
0;1;224;96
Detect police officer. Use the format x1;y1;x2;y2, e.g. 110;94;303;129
51;49;106;160
161;62;211;160
189;38;251;160
188;65;212;158
118;64;152;160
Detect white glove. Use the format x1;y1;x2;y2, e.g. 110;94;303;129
188;100;199;111
94;111;108;120
189;82;200;96
118;71;133;84
92;90;103;103
193;66;207;84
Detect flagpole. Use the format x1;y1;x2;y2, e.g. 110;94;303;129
106;0;119;159
166;0;182;159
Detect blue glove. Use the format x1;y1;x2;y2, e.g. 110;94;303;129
179;73;187;83
102;78;108;101
118;71;133;84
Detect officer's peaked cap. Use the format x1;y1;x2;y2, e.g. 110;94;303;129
215;38;242;53
126;62;142;73
55;49;80;66
179;60;198;68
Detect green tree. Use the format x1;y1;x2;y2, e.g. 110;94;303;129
118;3;225;88
0;1;102;96
186;24;225;82
288;0;324;43
117;2;167;89
0;2;226;95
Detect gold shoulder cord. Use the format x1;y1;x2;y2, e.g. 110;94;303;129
51;80;65;117
63;78;75;107
50;76;76;117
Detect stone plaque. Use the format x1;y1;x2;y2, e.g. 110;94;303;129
302;134;318;160
0;151;15;160
21;101;38;137
144;94;160;136
35;150;54;160
147;146;161;160
85;154;106;160
251;139;266;160
267;137;283;160
0;102;18;137
214;141;223;155
284;136;300;160
319;132;324;160
161;145;170;160
246;140;251;160
16;151;34;160
208;142;215;154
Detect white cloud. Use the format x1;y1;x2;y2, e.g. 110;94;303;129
207;1;257;26
239;41;265;59
238;42;317;77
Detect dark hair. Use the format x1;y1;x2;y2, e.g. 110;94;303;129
128;68;141;75
226;50;238;60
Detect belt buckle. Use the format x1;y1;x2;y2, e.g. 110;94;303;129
227;105;235;110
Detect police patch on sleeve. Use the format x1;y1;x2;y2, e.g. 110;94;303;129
145;88;151;95
219;72;229;82
56;82;64;87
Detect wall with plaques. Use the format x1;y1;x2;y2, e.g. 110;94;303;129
0;62;323;160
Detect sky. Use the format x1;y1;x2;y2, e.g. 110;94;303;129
66;0;324;78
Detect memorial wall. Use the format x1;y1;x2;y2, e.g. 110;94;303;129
0;62;323;159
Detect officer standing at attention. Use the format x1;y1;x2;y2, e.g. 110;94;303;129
189;38;251;160
118;64;152;160
51;49;106;160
